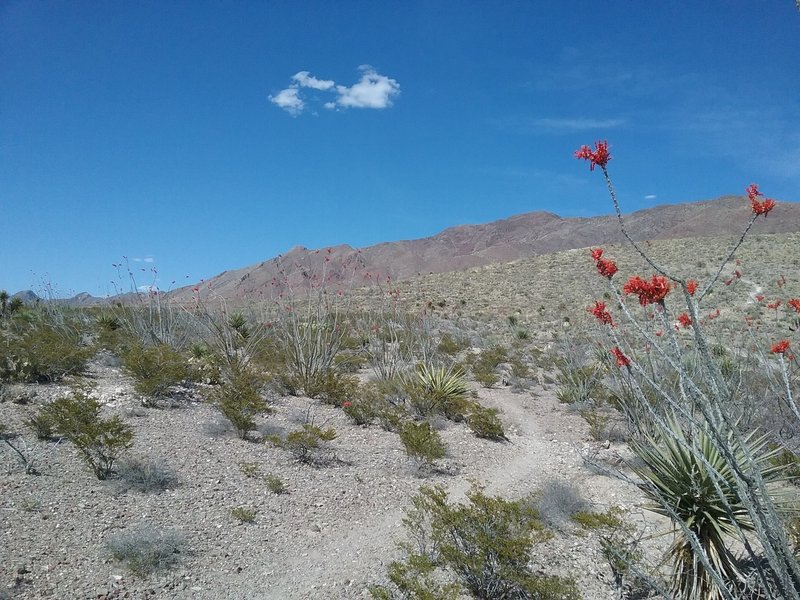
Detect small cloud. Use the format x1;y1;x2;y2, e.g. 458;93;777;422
644;194;657;200
292;71;334;90
335;68;400;109
137;284;158;292
270;67;400;115
131;256;155;263
269;87;304;116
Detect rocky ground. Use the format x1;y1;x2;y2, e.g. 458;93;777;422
1;355;663;600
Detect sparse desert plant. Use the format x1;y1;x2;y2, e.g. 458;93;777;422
470;344;508;388
437;332;468;356
342;398;376;425
536;479;590;528
122;343;190;405
107;525;184;576
264;473;288;494
231;506;257;523
114;456;178;493
399;421;446;472
374;484;577;600
0;422;46;475
46;390;134;479
370;552;461;600
466;404;506;440
239;461;260;478
580;408;611;441
23;408;56;440
209;366;269;440
268;424;338;464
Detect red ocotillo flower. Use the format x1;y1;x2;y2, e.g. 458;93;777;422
610;347;631;367
588;301;614;326
788;298;800;313
575;140;611;171
677;313;692;328
747;183;776;217
771;340;791;355
686;280;698;295
623;275;670;306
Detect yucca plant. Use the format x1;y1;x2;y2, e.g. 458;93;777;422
631;416;789;600
404;364;470;419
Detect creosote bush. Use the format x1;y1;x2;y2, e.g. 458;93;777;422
268;424;337;464
372;484;578;600
122;343;190;405
209;366;269;440
466;404;506;440
399;421;446;472
0;320;92;383
45;390;134;479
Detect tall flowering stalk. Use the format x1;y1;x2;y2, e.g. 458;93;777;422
576;142;799;600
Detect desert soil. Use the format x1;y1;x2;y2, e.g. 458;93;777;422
1;356;660;600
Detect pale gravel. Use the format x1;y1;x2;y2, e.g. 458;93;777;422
1;358;662;600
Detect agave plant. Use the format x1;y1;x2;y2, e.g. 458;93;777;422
405;364;471;419
631;416;789;600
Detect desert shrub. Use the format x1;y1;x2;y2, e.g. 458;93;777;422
94;313;127;353
121;343;190;405
0;321;92;383
580;408;611;441
46;391;134;479
370;552;461;600
264;473;288;494
399;421;446;471
268;424;337;464
304;369;360;406
570;507;624;530
107;526;184;576
209;367;269;440
536;479;590;528
231;506;257;523
555;363;600;405
374;484;577;600
342;399;376;425
114;456;178;493
24;408;56;440
466;404;506;441
471;344;508;388
239;461;260;478
437;332;468;356
404;364;470;420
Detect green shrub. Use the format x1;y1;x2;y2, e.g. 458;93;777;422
571;508;624;530
122;343;190;405
46;391;134;479
377;484;577;600
24;408;56;440
268;424;337;464
107;526;184;576
264;473;288;494
231;506;257;523
342;399;376;425
471;345;508;389
239;461;260;478
370;553;461;600
466;404;506;440
0;322;92;383
437;332;468;356
399;421;446;471
209;367;269;440
305;370;360;406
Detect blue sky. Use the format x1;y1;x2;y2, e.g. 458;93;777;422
2;2;798;297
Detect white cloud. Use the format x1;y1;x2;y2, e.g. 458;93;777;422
269;87;304;116
335;68;400;109
292;71;334;90
131;257;155;263
644;194;657;200
270;67;400;115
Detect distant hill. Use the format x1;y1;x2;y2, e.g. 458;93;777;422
167;196;800;303
10;290;104;307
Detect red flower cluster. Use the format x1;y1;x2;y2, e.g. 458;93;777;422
747;183;776;217
623;275;670;306
611;347;630;367
788;298;800;313
686;280;698;295
342;401;353;409
677;313;692;328
574;141;611;171
588;301;614;325
590;248;618;279
767;299;782;310
771;340;791;355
